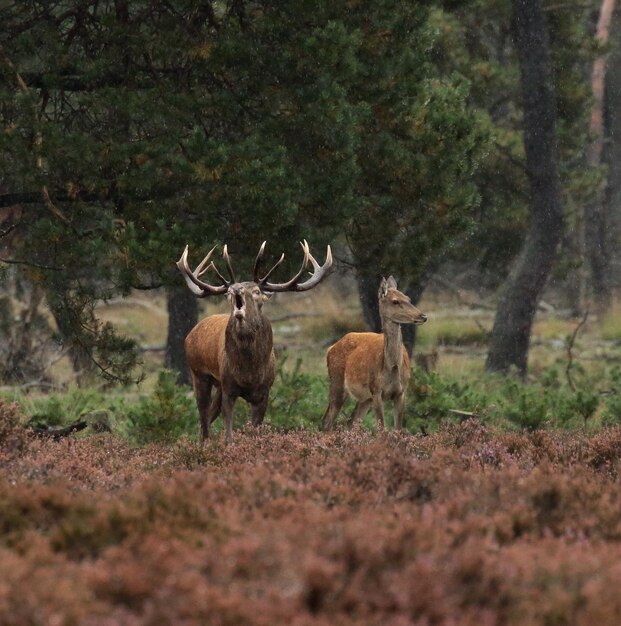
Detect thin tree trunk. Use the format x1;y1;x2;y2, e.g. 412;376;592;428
486;0;564;376
401;283;426;357
165;284;198;385
584;0;616;312
603;7;621;284
47;290;98;386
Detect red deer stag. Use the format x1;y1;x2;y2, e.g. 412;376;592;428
177;240;332;443
322;276;427;431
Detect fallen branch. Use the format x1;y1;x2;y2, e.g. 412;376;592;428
28;419;88;440
566;308;590;391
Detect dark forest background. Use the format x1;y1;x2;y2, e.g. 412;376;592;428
1;0;619;387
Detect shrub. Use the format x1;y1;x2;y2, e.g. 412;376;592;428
121;369;197;443
0;400;29;455
268;356;326;431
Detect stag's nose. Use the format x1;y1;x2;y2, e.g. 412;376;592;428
419;313;428;323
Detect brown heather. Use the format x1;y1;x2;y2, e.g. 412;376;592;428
4;405;621;624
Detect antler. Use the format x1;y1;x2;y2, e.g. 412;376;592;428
260;240;333;293
176;245;229;297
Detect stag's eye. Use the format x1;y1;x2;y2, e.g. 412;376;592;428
392;300;400;305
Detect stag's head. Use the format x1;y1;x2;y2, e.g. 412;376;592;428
378;276;428;325
177;240;333;326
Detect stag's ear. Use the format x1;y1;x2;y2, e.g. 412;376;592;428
262;292;272;302
386;275;397;290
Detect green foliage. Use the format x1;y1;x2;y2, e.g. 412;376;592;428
405;362;609;434
268;355;327;431
0;0;493;385
121;370;197;444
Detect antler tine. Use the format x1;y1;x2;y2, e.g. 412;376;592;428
195;245;217;277
176;245;229;297
253;241;267;283
262;240;332;293
259;250;286;284
294;243;333;291
222;244;237;283
208;261;230;286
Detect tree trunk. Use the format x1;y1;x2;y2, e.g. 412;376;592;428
47;290;98;386
603;6;621;288
401;283;426;357
584;0;616;312
486;0;564;376
355;269;382;333
165;284;198;385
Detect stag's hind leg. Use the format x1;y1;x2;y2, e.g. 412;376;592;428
192;373;214;443
208;384;222;425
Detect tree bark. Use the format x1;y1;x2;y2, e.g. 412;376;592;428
584;0;616;312
355;268;382;333
47;290;98;386
486;0;564;376
401;283;426;357
165;285;198;385
603;6;621;286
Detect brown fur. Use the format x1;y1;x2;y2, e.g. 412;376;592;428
186;284;275;444
322;277;427;431
179;241;332;443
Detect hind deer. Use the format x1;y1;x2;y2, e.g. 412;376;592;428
177;240;332;443
322;276;427;431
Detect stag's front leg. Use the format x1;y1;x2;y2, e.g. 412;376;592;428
250;393;269;427
221;392;237;444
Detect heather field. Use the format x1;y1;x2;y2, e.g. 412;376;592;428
3;401;621;626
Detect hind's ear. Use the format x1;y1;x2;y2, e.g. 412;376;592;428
379;277;389;298
379;275;397;298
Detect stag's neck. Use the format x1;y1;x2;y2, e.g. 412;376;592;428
226;315;273;360
381;318;403;375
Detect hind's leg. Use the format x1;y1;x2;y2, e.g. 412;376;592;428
348;398;372;426
323;379;348;430
394;391;406;430
322;357;347;430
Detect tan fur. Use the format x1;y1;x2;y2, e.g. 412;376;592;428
322;277;427;431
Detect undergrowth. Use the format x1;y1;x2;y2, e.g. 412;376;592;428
3;422;621;624
3;355;621;443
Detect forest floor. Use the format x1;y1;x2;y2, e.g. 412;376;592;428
3;407;621;625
